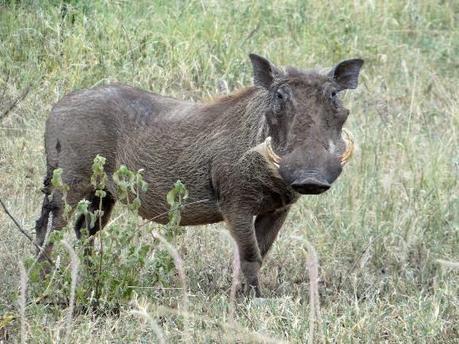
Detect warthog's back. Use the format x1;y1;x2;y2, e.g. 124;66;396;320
45;84;226;224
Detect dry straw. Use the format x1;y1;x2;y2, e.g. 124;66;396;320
130;296;166;344
61;240;79;342
151;230;189;341
436;259;459;270
304;240;322;344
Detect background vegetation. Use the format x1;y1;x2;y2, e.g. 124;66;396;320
0;0;458;342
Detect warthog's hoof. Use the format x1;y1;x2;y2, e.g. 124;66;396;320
237;282;262;298
246;284;262;298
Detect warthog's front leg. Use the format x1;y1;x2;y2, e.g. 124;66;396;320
224;212;262;297
255;207;290;258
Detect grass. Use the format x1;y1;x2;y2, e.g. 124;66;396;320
0;0;458;342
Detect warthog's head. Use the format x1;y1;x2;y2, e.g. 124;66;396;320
250;54;363;194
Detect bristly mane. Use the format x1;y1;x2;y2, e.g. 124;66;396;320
203;86;257;108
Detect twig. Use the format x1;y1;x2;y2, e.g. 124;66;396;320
0;198;54;265
18;261;28;344
0;84;31;121
94;195;105;304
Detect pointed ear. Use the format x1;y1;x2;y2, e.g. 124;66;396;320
329;59;364;90
249;53;281;89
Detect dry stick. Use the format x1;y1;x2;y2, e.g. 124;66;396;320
94;195;105;304
18;261;28;344
0;198;54;265
305;240;322;344
61;240;79;343
104;213;124;228
0;84;31;120
151;231;189;341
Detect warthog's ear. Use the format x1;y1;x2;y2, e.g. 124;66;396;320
329;59;364;90
249;53;282;89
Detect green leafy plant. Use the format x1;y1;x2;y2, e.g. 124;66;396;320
28;157;187;312
165;180;189;238
112;165;148;213
50;168;72;219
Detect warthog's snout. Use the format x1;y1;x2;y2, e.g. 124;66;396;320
276;128;355;195
290;174;331;194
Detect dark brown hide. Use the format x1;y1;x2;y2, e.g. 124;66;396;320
35;54;363;296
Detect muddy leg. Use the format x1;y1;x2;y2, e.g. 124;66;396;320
35;194;53;257
35;190;70;261
255;207;290;258
74;191;116;256
35;183;92;261
224;212;263;297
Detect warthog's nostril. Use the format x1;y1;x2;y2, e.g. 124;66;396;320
291;177;331;195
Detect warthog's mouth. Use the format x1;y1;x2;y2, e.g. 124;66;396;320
263;128;355;168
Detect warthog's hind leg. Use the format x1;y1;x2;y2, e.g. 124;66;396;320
35;194;54;257
35;182;92;261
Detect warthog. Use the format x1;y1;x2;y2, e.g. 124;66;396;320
36;54;363;296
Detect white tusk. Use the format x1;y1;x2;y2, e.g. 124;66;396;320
265;136;282;166
340;128;355;166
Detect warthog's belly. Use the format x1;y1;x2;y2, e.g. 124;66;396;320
137;197;224;226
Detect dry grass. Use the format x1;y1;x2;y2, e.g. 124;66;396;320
1;0;458;342
305;241;321;344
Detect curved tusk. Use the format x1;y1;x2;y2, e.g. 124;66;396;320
340;128;355;166
265;136;282;168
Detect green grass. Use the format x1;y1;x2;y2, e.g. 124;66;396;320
0;0;458;342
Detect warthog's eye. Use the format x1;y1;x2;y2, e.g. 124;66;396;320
272;87;288;113
329;90;341;108
271;85;290;114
